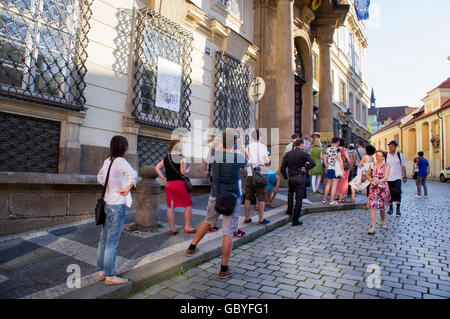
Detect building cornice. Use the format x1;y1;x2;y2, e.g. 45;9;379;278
184;5;259;62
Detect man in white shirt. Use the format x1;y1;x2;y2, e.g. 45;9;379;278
244;129;271;225
285;134;299;154
386;140;407;216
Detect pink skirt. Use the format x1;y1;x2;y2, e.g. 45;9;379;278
165;180;193;208
338;169;350;195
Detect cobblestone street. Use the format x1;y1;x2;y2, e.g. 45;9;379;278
132;180;450;299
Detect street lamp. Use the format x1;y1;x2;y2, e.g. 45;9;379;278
313;91;318;132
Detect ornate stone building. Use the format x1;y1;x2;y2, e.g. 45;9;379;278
255;0;371;165
0;0;372;235
0;0;258;235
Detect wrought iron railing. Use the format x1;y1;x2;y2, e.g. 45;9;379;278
0;0;92;110
132;8;193;130
0;111;60;173
213;51;251;131
137;135;169;169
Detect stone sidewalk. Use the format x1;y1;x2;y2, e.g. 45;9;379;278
0;188;365;299
130;181;450;299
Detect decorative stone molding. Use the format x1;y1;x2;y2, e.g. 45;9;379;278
185;6;230;48
301;4;315;25
313;25;335;44
253;0;277;9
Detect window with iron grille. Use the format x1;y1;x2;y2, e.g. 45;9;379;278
137;135;169;169
214;51;251;131
0;111;60;173
132;8;193;130
0;0;92;110
333;118;340;138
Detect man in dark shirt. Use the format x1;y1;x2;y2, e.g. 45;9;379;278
281;139;316;226
186;129;248;279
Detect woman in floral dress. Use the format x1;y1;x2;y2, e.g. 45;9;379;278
367;150;391;235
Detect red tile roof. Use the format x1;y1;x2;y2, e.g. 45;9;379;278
369;106;416;122
427;77;450;94
402;100;450;127
401;107;424;127
373;113;408;134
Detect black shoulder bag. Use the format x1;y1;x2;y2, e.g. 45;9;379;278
167;154;193;193
95;157;116;226
252;166;268;187
214;161;237;216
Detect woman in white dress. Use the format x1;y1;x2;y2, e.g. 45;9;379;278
347;144;376;208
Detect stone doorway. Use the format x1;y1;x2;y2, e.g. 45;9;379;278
294;77;305;135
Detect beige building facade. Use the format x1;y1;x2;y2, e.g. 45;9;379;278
0;0;258;234
371;78;450;180
0;0;373;234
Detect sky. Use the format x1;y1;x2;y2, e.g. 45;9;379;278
365;0;450;108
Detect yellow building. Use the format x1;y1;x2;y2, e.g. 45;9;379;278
371;78;450;180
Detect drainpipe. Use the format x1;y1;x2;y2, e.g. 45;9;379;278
400;123;403;154
437;111;445;171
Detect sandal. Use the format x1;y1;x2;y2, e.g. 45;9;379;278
233;229;245;238
170;231;179;236
368;229;376;235
184;229;197;234
381;223;387;230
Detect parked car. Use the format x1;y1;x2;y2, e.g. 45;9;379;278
440;166;450;182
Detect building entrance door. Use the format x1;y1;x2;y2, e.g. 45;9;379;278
294;76;305;135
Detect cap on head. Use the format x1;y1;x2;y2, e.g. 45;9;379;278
388;140;398;147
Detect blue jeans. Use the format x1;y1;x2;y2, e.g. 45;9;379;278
96;204;126;277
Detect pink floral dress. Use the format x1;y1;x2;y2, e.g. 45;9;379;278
368;163;391;209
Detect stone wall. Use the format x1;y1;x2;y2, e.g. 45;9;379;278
0;172;135;236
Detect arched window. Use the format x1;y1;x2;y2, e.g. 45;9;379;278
294;44;305;82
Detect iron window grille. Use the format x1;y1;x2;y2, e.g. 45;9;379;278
213;51;251;131
333;118;340;138
137;135;169;169
0;111;60;173
132;8;193;130
0;0;92;110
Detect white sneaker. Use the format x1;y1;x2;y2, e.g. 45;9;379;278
329;201;338;205
424;195;428;198
303;199;313;204
415;195;421;198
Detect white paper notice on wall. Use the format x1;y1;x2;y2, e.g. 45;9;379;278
155;57;182;113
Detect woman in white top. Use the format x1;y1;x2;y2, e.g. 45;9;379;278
348;144;376;207
96;135;137;286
